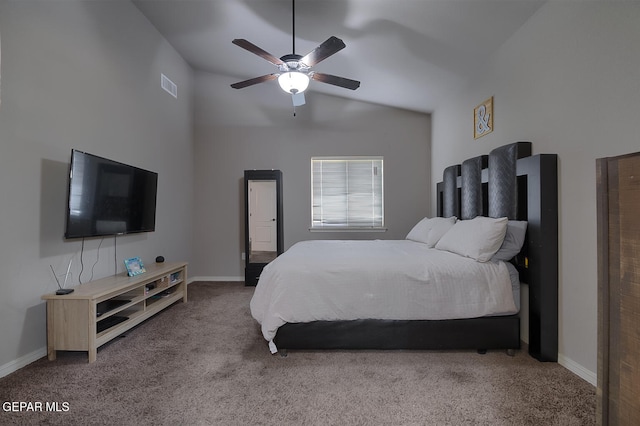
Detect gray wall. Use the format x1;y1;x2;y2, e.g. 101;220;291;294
431;1;640;384
0;1;194;371
191;71;431;278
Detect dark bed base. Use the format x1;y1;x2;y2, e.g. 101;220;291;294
269;142;557;362
274;316;520;351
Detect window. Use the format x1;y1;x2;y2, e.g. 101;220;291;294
311;156;384;230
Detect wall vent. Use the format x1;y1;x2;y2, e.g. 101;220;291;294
161;73;177;99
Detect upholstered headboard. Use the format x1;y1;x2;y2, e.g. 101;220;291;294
436;142;558;362
438;142;531;219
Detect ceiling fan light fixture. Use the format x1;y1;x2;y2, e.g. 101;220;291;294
278;71;310;94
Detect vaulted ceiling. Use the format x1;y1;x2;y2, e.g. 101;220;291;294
134;0;545;113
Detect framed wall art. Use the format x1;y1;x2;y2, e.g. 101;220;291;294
474;96;493;139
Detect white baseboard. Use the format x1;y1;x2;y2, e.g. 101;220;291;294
188;276;244;283
558;353;597;386
0;347;47;379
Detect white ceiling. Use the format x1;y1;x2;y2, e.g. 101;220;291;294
133;0;545;113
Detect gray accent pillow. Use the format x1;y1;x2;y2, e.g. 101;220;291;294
492;220;528;261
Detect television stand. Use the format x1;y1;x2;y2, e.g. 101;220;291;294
42;261;187;363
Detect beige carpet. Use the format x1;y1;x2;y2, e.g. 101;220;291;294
0;282;595;425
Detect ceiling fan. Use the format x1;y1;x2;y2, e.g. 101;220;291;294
230;0;360;110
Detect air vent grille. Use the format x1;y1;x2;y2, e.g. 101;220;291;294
161;74;177;98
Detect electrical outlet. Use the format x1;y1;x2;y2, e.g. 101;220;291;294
241;252;245;261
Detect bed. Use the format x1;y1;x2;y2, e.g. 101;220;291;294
250;142;558;361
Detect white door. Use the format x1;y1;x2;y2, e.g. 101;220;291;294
249;180;277;252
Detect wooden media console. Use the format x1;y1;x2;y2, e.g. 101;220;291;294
42;261;187;363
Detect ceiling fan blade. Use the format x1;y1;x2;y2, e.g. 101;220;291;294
311;73;360;90
232;39;285;66
300;36;346;67
230;74;278;89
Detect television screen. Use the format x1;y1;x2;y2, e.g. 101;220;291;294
64;150;158;239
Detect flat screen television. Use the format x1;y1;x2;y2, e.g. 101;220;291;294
64;149;158;239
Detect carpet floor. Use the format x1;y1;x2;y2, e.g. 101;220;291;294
0;282;595;425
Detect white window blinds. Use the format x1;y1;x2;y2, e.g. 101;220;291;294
311;157;384;229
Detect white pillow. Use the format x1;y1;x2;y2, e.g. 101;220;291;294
435;216;508;262
492;220;528;261
406;216;457;247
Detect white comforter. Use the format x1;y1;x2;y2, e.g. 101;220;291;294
250;240;517;343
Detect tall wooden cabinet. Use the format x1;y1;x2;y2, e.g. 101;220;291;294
596;152;640;425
